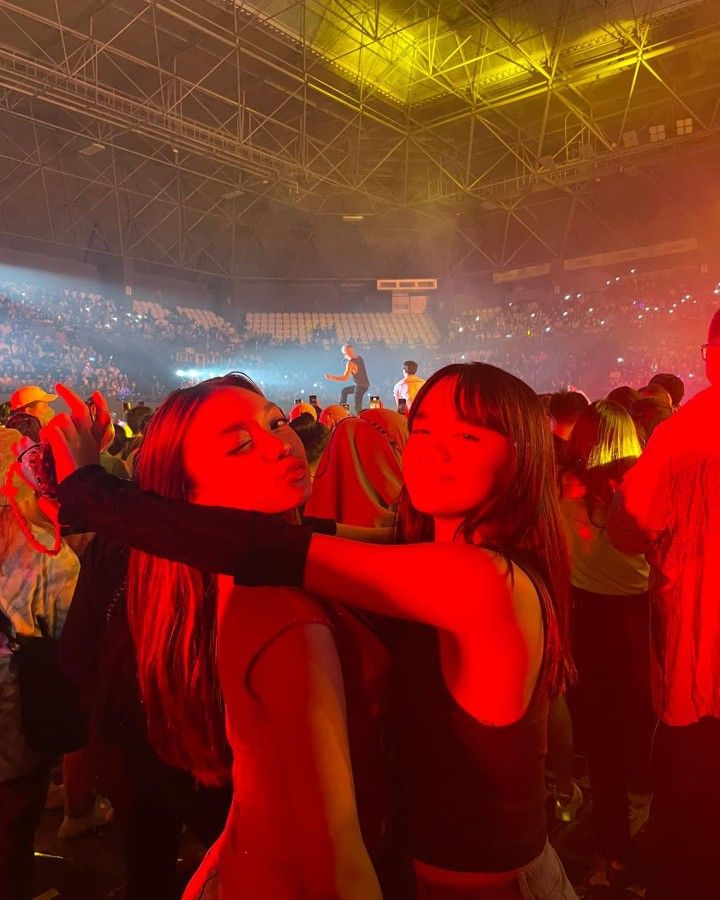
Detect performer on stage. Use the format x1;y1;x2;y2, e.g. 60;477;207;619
324;344;370;413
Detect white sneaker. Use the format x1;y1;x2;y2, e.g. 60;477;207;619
57;795;114;840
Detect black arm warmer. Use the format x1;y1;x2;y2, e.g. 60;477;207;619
56;466;313;585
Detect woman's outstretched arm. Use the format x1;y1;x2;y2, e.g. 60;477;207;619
45;384;315;584
303;535;543;723
303;534;521;632
56;466;313;585
44;384;527;637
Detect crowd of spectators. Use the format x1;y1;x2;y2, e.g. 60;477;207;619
0;324;134;400
445;273;717;398
2;271;718;410
3;264;720;900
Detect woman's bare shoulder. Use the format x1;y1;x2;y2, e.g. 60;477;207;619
216;581;332;676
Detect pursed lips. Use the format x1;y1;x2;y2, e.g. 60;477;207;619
281;459;308;480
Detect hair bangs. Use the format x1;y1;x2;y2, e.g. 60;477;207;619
451;368;509;437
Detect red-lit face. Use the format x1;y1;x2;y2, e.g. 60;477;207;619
183;386;311;513
403;377;514;526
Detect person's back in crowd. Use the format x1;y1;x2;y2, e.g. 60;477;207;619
549;391;590;469
318;403;351;430
648;373;684;410
393;360;425;412
0;428;80;900
631;396;672;444
121;404;154;471
289;413;331;481
607;311;720;900
304;409;408;528
606;385;639;414
559;400;654;892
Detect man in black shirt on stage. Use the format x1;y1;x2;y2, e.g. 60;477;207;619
324;344;370;413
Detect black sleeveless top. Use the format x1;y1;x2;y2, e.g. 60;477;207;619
389;621;549;873
351;354;369;387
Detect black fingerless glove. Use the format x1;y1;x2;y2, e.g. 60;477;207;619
57;466;315;586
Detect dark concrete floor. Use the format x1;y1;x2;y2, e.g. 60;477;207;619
31;774;650;899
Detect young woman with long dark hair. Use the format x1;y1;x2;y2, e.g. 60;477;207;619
45;364;577;898
82;374;385;899
302;363;577;898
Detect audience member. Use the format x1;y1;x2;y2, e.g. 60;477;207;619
631;397;672;443
10;385;57;426
549;391;590;468
0;428;80;899
393;360;425;412
638;383;673;407
649;373;684;409
122;405;154;471
318;404;351;430
607;308;720;900
289;414;331;479
560;401;653;891
94;377;385;898
606;385;639;412
304;411;407;527
288;401;317;422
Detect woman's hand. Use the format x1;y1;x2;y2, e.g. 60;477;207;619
40;384;112;483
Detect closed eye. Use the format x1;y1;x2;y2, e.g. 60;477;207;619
230;440;252;454
229;431;252;454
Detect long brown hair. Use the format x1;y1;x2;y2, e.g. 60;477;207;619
126;373;262;784
396;363;574;694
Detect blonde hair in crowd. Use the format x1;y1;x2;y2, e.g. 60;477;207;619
570;400;643;470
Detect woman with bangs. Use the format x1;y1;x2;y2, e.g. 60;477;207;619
45;363;577;898
559;401;654;892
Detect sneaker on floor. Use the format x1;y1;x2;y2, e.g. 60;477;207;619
57;795;114;840
554;781;584;822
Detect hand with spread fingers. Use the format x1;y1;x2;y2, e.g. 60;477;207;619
40;384;111;483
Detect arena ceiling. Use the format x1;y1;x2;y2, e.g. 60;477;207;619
0;0;718;281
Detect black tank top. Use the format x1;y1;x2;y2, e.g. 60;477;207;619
389;621;549;873
351;355;369;387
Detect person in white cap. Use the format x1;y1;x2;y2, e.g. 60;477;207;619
10;386;58;426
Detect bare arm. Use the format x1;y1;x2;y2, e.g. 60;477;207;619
306;535;513;630
325;363;355;383
251;623;381;900
303;536;542;723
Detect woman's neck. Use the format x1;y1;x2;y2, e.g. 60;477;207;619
432;517;498;548
433;517;463;544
